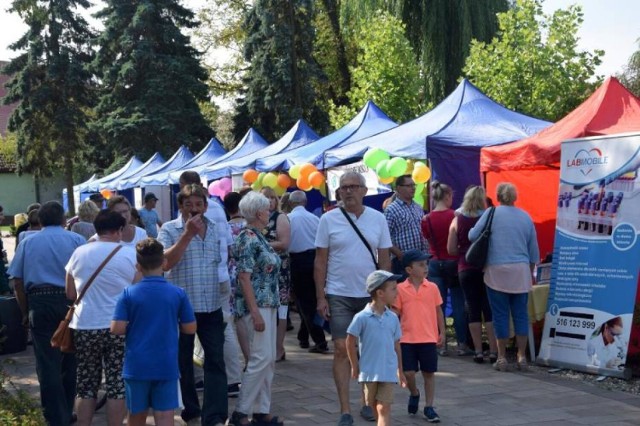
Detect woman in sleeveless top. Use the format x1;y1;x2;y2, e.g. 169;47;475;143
448;186;497;364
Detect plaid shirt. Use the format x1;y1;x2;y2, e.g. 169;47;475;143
158;217;222;313
384;198;427;255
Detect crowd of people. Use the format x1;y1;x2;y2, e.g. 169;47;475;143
3;170;540;426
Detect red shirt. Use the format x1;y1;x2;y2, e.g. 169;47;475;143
421;209;457;261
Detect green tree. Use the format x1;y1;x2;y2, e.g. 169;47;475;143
340;0;508;104
233;0;329;142
92;0;214;160
463;0;603;121
0;132;17;163
3;0;95;215
619;39;640;97
328;11;423;128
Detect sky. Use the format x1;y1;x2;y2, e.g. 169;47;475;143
0;0;638;78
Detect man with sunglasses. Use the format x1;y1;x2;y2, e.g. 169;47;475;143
385;175;428;276
314;171;392;426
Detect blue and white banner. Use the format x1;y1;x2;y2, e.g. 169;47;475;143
538;133;640;379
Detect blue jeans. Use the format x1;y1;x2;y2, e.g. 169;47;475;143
428;259;468;345
486;287;529;339
179;308;227;424
28;291;77;426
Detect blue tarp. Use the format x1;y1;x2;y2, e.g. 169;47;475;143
181;128;268;181
255;101;397;172
83;156;144;193
204;120;320;180
144;138;227;186
115;146;193;190
323;79;551;207
97;153;165;191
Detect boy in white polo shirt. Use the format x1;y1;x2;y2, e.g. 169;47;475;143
346;270;406;426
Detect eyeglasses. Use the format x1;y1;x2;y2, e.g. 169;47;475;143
398;184;416;188
339;185;364;192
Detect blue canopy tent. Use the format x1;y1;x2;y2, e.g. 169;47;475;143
169;128;269;183
142;138;227;186
203;120;320;180
255;101;397;172
116;146;194;190
97;153;166;205
324;80;551;207
83;156;144;193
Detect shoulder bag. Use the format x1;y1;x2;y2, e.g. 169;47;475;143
51;245;123;353
465;207;495;269
340;207;378;269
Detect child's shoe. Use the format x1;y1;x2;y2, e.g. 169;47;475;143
408;392;420;414
424;406;440;423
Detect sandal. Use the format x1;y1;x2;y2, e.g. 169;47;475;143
517;357;529;372
473;352;484;364
493;357;508;372
489;353;498;364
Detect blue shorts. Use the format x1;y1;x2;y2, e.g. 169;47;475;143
401;343;438;373
124;379;180;415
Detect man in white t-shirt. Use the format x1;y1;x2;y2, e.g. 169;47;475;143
314;171;392;426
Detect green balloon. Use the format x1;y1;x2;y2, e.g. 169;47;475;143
376;160;391;178
251;181;262;191
364;148;390;169
415;182;425;193
413;193;425;207
388;157;407;177
262;173;277;188
256;172;266;186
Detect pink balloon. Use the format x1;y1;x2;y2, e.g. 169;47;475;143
219;177;232;192
208;181;219;197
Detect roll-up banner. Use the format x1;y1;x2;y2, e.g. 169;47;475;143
538;133;640;379
326;161;390;201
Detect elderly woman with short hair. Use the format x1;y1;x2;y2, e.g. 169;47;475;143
230;191;283;426
89;196;147;247
469;182;539;372
71;200;100;240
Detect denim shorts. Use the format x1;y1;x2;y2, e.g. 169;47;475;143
327;295;370;340
401;343;438;373
125;379;180;415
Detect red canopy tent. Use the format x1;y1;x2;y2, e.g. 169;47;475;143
480;77;640;257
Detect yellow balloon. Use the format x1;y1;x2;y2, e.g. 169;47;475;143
378;176;394;184
412;166;431;184
404;159;415;174
289;164;302;179
274;185;286;196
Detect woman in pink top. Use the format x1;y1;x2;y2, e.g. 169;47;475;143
447;186;498;364
421;181;470;356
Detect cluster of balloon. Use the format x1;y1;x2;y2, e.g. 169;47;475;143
411;161;431;206
242;169;293;196
289;163;326;193
100;189;113;200
207;177;232;198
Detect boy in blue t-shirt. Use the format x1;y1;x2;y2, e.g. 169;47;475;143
346;270;407;426
111;238;196;426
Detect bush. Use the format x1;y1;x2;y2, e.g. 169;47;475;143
0;366;45;425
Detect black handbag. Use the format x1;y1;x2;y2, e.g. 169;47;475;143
465;207;495;269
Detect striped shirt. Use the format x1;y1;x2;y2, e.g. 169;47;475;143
158;217;222;313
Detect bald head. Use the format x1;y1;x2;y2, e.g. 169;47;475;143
289;190;307;206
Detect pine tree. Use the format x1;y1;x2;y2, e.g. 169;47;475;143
234;0;329;142
92;0;214;160
2;0;95;215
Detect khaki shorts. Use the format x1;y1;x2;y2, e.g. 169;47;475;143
363;382;394;405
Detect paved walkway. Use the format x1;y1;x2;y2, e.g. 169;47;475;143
3;328;640;426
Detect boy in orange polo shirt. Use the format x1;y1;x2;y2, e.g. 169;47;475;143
392;250;445;423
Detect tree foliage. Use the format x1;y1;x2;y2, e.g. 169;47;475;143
619;39;640;97
464;0;603;122
3;0;96;215
328;11;422;129
92;0;214;160
340;0;508;104
233;0;329;142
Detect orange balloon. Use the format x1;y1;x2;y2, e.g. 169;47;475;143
296;175;312;191
100;189;113;200
243;169;259;183
299;163;317;178
308;171;325;188
277;174;291;189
